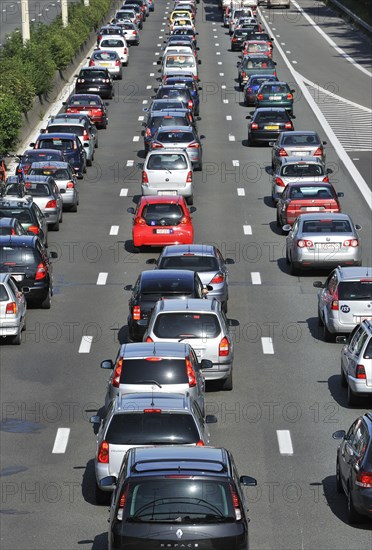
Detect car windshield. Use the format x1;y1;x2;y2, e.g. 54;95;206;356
153;313;221;338
0;246;36;266
105;412;199;444
142;203;184;226
282;165;324;177
119;358;189;384
147;154;188;170
123;479;235;522
160;255;219;272
156;131;194;143
288;186;332;199
338;281;372;301
0;209;32;224
282;134;319;146
37;139;74;151
302;220;352;233
165;55;195;68
261;84;288;93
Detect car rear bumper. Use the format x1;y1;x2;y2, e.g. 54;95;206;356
75;85;112;98
60;190;78;205
293;250;362;269
133;227;194;247
42;209;59;224
203;361;233;381
326;318;361;334
142;184;193;197
0;318;22;336
352;489;372;518
348;376;372;396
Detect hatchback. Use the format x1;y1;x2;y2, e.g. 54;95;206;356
333;412;372;522
247;107;294;146
0;272;27;344
230;28;255;50
314;267;372;341
44;120;94;166
90;393;217;503
271;130;327;169
30;133;87;179
100;341;212;413
16;149;66;176
142;110;195;151
128;195;195;249
47;113;98;149
141;149;194;203
153;84;195;114
237;54;276;88
114;21;140;45
97;35;129;65
75;67;114;99
161;52;200;79
63;94;109;129
284;213;362;275
116;7;142;28
243;39;272;56
88;50;123;79
28;162;79;212
272;156;332;199
0;195;48;247
102;445;256;550
144;298;235;390
162;75;201;115
150;125;204;170
97;24;126;44
243;74;278;106
256;81;295;114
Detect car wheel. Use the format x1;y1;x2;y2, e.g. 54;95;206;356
285;248;290;265
70;203;78;213
340;364;347;387
347;384;357;407
276;210;281;227
222;301;228;313
87;158;92;167
101;121;107;130
41;291;51;310
22;316;26;331
11;331;21;345
95;483;110;506
289;255;298;276
59;210;63;223
221;372;233;391
51;219;60;232
83;164;87;174
196;162;202;171
247;135;253;146
186;195;194;206
336;460;343;494
323;322;334;342
347;484;364;524
95;139;98;148
317;307;323;326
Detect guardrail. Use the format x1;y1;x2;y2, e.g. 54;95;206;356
327;0;372;34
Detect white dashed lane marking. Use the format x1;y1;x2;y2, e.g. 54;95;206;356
78;336;93;354
223;99;229;103
96;272;108;286
261;337;274;354
52;428;70;454
237;188;245;196
126;160;134;167
120;188;128;196
138;116;144;121
251;272;262;285
243;225;252;235
226;115;232;120
110;225;119;235
133;136;140;142
277;430;294;455
219;72;224;76
232;160;239;166
229;135;235;141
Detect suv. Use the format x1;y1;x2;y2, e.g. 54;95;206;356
124;269;210;341
74;67;114;99
0;272;28;345
0;235;57;308
338;320;372;405
102;445;257;549
90;393;217;503
45;116;95;165
0;194;48;247
333;412;372;523
100;341;212;412
30;133;87;179
144;298;236;390
314;267;372;341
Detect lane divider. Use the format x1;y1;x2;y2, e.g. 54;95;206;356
96;273;108;285
78;336;93;354
276;430;294;455
261;337;274;354
52;428;70;454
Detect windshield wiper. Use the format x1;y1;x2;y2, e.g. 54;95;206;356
178;334;198;341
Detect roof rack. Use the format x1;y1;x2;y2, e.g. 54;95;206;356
132;457;227;474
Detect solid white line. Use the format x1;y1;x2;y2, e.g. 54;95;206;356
52;428;70;454
126;160;134;167
96;272;108;285
110;225;119;235
251;272;261;285
232;160;239;166
120;188;128;196
277;430;294;455
261;337;274;354
78;336;93;354
243;225;252;235
237;188;245;196
133;136;140;142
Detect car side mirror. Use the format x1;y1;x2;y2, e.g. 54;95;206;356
355;224;362;230
124;284;133;290
127;207;135;214
245;115;251;119
240;475;257;486
199;134;205;139
101;359;114;370
105;102;109;106
236;62;240;67
282;224;291;232
62;102;66;106
206;415;217;424
99;476;117;490
227;319;239;327
269;141;275;146
22;287;30;294
332;430;345;440
291;89;295;93
157;60;161;64
89;415;101;424
49;251;58;259
322;141;327;145
312;281;324;288
196;116;201;121
143;108;148;112
136;162;144;169
225;258;235;264
336;336;347;344
326;168;333;174
198;86;202;90
146;258;157;264
337;192;344;197
200;359;213;369
189;206;197;213
198;59;201;64
290;114;296;119
29;143;35;147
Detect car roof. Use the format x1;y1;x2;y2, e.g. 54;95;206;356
21;148;64;156
0;235;37;246
162;244;216;256
255;107;287;113
0;272;11;283
298;213;351;221
335;266;372;280
0;217;17;226
36;133;78;140
140;269;195;282
129;445;227;473
146;148;189;154
138;195;186;206
155;297;218;312
114;392;191;412
118;341;191;359
285;181;333;189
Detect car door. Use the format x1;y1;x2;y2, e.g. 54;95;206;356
286;218;299;257
338;419;359;485
189;346;205;409
348;329;369;380
342;325;364;377
319;270;337;321
192;400;210;443
8;276;26;319
33;204;47;243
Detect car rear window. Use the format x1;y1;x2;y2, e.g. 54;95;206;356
106;412;199;444
165;55;195;68
142;203;184;225
302;220;352;233
288;186;332;199
0;284;9;301
23;152;62;163
153;312;221;338
256;111;288;122
159;255;219;272
79;69;108;79
160;116;189;127
100;39;124;47
141;276;194;294
69;97;101;106
37;139;74;151
282;134;320;146
0;247;37;266
152;100;184;111
0;209;32;224
22;183;50;196
48;125;84;136
156;131;194;143
119;358;188;384
282;164;325;177
250;76;276;86
338;281;372;301
147;154;188;170
123;479;235;521
29;168;70;180
157;89;189;101
261;84;288;94
243;57;274;68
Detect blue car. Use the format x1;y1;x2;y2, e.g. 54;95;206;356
163;76;201;115
29;133;87;179
243;73;279;106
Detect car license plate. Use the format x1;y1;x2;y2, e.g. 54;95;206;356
353;316;372;323
293;151;309;156
269;96;281;100
158;191;177;195
265;125;279;130
100;63;110;66
317;243;340;251
12;275;24;282
304;207;320;211
155;228;173;234
88;87;99;91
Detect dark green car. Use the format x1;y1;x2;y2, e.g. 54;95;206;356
237;54;277;89
256;81;295;114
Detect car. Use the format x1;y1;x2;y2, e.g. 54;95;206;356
90;393;217;503
16;149;67;176
170;8;195;22
0;194;48;247
116;6;143;28
0;272;28;345
165;34;198;51
28;162;79;212
44;117;95;166
276;182;343;229
144;98;187;116
88;50;123;80
333;412;372;522
142;110;196;151
127;195;196;249
74;67;114;99
256;81;295;114
124;0;147;20
272;156;332;200
97;24;126;45
100;341;212;413
124;269;210;340
147;243;235;311
150;125;204;170
247;107;295;146
233;16;259;34
144;298;236;390
314;267;372;342
6;176;63;232
0;217;27;236
170;18;195;33
271;130;327;169
102;445;257;550
242;39;272;57
115;20;140;45
230;28;257;51
161;52;200;79
170;26;198;47
229;8;255;34
47;113;99;149
162;75;201;115
141;149;194;203
63;94;109;129
0;235;57;308
30;133;87;179
97;35;129;65
243;74;278;106
153;84;196;115
284;213;362;275
268;0;290;7
244;30;274;48
237;54;277;88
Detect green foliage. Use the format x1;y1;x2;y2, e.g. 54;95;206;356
0;94;23;153
0;59;35;112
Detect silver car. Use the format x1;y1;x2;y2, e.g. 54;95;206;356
90;392;217;502
100;341;212;413
116;20;140;45
272;156;332;200
0;272;27;345
144;298;236;390
147;243;235;311
28;161;79;212
150;125;204;170
338;320;372;406
271;131;327;169
88;50;123;79
141;148;194;204
284;213;362;275
314;266;372;341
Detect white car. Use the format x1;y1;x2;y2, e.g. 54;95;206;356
272;156;332;200
162;45;196;60
97;35;129;66
0;273;27;345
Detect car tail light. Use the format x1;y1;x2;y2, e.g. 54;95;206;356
112;357;123;388
219;336;229;356
331;288;339;310
251;122;258;130
115;59;121;67
83;129;89;141
133;30;138;35
284;122;293;129
356;364;366;379
5;302;17;315
187;99;193;110
246;87;252;93
35;262;47;280
180;216;190;224
27;225;39;235
132;305;141;321
11;229;16;235
145;336;153;342
279;148;288;157
66;181;74;188
142;171;149;184
89;59;95;66
322;176;329;182
134;217;146;225
188;141;199;148
232;37;237;42
97;441;109;464
229;484;242;520
97;35;102;42
45;200;57;208
275;177;285;187
117;484;129;521
186;171;192;183
124;47;128;54
210;272;225;284
314;147;322;157
151;142;164;149
241;71;246;78
92;108;103;116
144;409;161;413
196;440;205;446
356;471;372;487
257;93;264;101
273;70;277;76
343;239;359;247
287;93;293;100
145;128;151;138
186;357;196;387
297;239;313;248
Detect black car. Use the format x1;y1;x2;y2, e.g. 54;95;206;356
162;76;202;115
0;217;27;236
333;412;372;523
142;110;196;151
247;107;295;146
124;269;210;341
74;67;114;99
16;149;67;176
0;195;48;247
230;28;255;51
101;445;257;550
30;133;87;179
153;84;195;114
0;235;57;308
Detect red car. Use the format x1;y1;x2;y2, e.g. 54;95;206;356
276;182;344;228
62;94;108;129
127;195;196;249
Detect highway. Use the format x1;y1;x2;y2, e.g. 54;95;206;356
0;0;371;548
